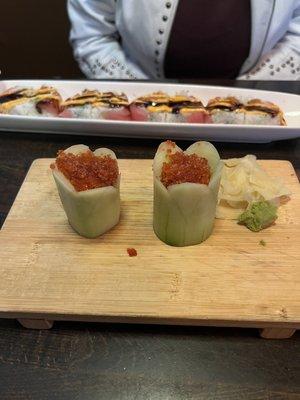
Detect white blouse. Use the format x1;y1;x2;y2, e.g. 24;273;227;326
68;0;300;80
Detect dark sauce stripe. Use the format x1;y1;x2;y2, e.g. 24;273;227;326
0;92;24;104
134;99;205;113
207;105;241;111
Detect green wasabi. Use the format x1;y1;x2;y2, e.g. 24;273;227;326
238;201;278;232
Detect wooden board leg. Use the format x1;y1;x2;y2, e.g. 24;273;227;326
18;318;54;330
260;328;296;339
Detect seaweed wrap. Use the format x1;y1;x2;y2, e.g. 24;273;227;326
51;145;120;238
153;140;222;247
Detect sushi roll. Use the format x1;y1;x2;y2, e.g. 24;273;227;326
243;99;286;126
206;97;244;124
130;92;211;123
0;86;61;117
59;90;131;121
206;96;286;126
51;145;120;238
153;140;222;247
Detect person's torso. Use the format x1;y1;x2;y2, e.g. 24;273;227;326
116;0;296;78
164;0;251;79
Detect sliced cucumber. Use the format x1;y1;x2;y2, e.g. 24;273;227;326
52;146;120;238
153;141;222;247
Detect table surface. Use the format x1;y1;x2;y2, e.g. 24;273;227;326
0;80;299;400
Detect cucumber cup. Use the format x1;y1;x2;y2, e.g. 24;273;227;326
51;144;120;238
153;141;222;247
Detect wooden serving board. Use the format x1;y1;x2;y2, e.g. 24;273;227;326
0;159;299;339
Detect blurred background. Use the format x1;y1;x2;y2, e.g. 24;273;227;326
0;0;83;79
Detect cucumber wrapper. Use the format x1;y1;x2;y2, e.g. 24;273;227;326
153;141;222;247
52;145;120;238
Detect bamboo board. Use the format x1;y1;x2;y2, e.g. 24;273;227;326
0;159;299;337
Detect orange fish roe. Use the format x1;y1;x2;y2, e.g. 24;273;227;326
127;248;137;257
161;152;210;187
51;150;118;192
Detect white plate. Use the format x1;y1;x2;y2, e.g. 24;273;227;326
0;80;299;143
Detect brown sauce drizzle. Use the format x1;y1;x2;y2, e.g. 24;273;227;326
243;105;278;117
0;92;24;104
135;99;205;114
64;91;128;109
